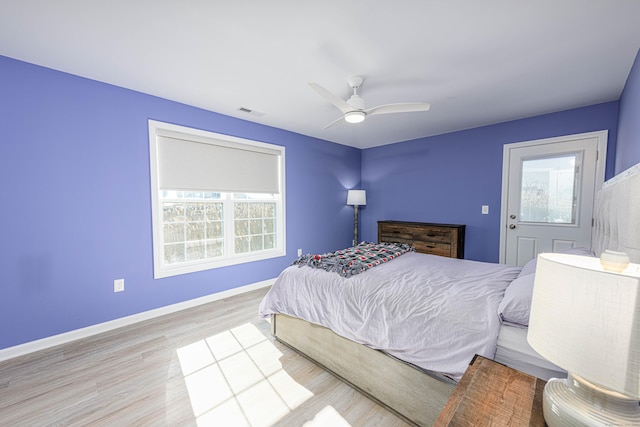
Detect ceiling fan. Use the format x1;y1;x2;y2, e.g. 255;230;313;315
309;75;431;130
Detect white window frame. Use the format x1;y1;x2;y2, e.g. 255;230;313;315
148;120;286;279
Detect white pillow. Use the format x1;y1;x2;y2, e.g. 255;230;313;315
518;258;537;278
503;247;596;326
498;273;535;326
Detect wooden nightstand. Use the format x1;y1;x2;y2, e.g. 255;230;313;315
434;355;547;426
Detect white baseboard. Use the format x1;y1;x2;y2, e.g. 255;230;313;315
0;278;276;363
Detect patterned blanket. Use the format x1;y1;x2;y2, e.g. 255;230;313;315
292;242;415;278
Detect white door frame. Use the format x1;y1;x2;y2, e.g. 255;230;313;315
499;130;608;264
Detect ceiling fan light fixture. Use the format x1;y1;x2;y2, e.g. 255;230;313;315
344;111;366;124
309;76;430;130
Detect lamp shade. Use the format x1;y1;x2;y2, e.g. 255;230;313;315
527;252;640;398
347;190;366;206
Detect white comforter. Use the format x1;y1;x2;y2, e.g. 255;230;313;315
259;252;521;379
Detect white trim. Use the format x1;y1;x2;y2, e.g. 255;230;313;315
499;130;608;263
0;278;276;363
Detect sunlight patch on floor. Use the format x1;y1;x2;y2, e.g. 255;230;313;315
177;321;315;426
303;406;352;426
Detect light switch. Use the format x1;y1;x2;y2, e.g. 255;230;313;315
482;205;489;215
114;278;125;292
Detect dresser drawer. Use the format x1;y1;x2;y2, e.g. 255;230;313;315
413;227;453;244
413;241;453;257
379;224;414;242
378;220;465;259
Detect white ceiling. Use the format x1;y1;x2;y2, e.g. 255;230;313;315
2;1;640;149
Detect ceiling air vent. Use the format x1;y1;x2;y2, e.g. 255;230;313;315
237;107;265;117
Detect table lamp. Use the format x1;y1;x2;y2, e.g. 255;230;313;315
527;251;640;426
346;190;366;246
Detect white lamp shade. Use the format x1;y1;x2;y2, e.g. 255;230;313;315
527;253;640;398
347;190;366;206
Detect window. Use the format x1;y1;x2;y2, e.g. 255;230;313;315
149;120;285;278
519;153;580;224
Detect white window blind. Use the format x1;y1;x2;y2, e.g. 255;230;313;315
148;120;286;278
157;134;280;194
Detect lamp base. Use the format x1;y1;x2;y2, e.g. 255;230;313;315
352;204;359;247
543;373;640;426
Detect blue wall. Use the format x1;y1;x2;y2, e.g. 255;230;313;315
2;45;640;351
0;56;360;350
360;102;620;263
617;49;640;174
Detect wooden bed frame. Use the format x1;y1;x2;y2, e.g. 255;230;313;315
272;314;455;426
271;163;640;427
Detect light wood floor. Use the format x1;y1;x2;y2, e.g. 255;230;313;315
0;287;409;426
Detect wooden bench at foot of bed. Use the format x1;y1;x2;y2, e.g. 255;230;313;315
272;313;455;426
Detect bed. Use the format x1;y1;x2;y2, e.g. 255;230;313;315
259;162;640;426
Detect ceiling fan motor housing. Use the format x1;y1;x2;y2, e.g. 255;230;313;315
347;94;365;110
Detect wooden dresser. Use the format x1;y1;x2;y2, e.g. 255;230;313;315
378;220;465;259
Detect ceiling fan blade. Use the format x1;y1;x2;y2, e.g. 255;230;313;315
321;115;346;130
309;82;353;114
366;102;431;116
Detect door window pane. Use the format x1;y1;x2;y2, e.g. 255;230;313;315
520;155;578;224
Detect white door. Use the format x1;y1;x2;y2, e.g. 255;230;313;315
500;131;607;265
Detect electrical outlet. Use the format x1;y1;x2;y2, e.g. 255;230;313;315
297;248;303;257
114;278;125;292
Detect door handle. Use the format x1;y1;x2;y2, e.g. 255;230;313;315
510;214;516;220
509;224;516;229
